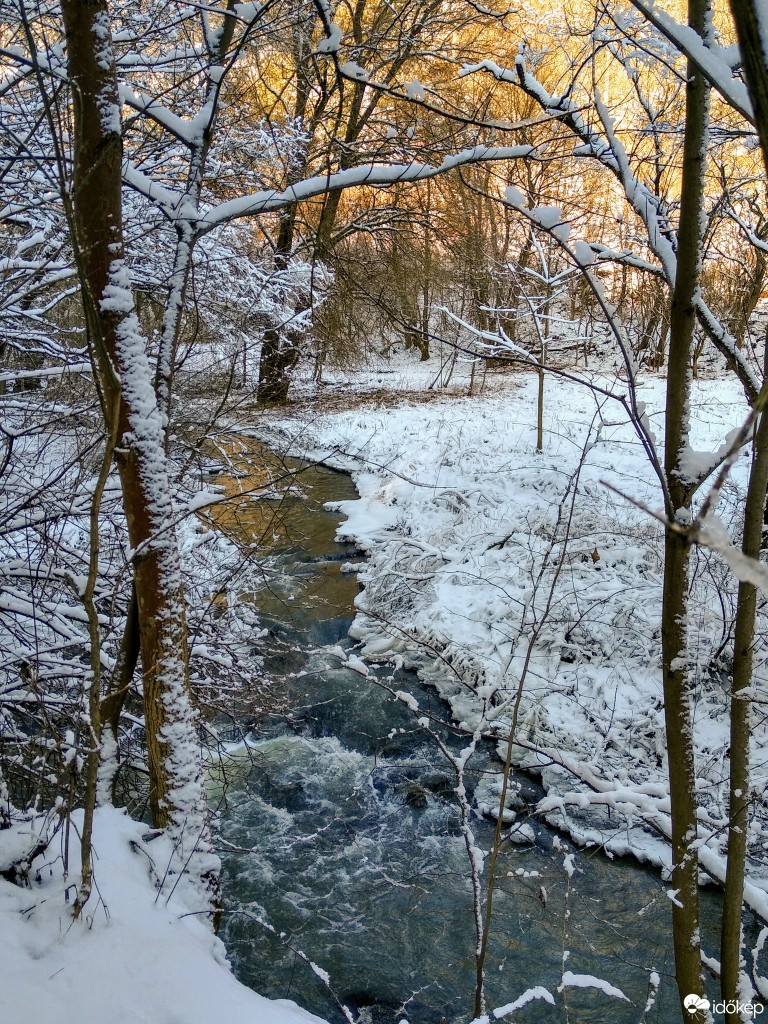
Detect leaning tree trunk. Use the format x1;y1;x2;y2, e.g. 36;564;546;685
729;0;768;553
661;0;710;1010
729;0;768;166
61;0;218;913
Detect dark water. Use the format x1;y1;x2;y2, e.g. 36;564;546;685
210;443;723;1024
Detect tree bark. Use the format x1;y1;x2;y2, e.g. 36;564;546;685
729;0;768;171
661;0;710;1009
720;379;768;1017
61;0;218;912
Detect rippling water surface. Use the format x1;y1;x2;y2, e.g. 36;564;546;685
211;444;723;1024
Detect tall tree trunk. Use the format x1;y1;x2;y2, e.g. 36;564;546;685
720;376;768;1018
256;13;315;403
419;178;432;360
61;0;218;913
661;0;710;1010
729;0;768;168
257;210;301;403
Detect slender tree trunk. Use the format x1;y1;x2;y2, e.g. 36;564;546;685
98;581;141;803
661;0;710;1010
257;210;300;403
420;178;432;360
154;5;236;427
61;0;218;913
729;0;768;167
74;389;118;918
721;383;768;1018
256;14;315;402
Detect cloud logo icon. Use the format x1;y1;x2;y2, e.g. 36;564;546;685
684;994;710;1013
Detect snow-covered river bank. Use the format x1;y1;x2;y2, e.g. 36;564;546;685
211;435;726;1024
253;371;768;888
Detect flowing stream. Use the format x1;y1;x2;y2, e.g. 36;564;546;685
209;443;723;1024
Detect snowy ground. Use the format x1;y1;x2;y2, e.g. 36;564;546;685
2;357;764;1021
257;366;768;911
0;807;328;1024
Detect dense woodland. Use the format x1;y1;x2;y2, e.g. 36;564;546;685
3;0;768;1021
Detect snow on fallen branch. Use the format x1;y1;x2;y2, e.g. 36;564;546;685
0;362;92;384
558;972;629;1001
468;986;556;1023
467;974;629;1023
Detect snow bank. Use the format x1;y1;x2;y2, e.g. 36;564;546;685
259;371;768;895
0;806;328;1024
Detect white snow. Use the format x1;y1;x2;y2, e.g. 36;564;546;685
571;240;595;266
0;807;328;1024
233;1;262;21
483;985;556;1019
316;23;342;54
346;653;370;676
405;79;426;101
259;368;768;900
339;61;370;80
503;185;526;209
558;971;630;1001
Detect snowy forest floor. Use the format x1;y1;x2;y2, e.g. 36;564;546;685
256;363;768;917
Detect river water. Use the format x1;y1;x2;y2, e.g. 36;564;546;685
209;444;723;1024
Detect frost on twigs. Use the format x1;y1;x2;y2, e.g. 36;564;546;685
502;189;595;267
